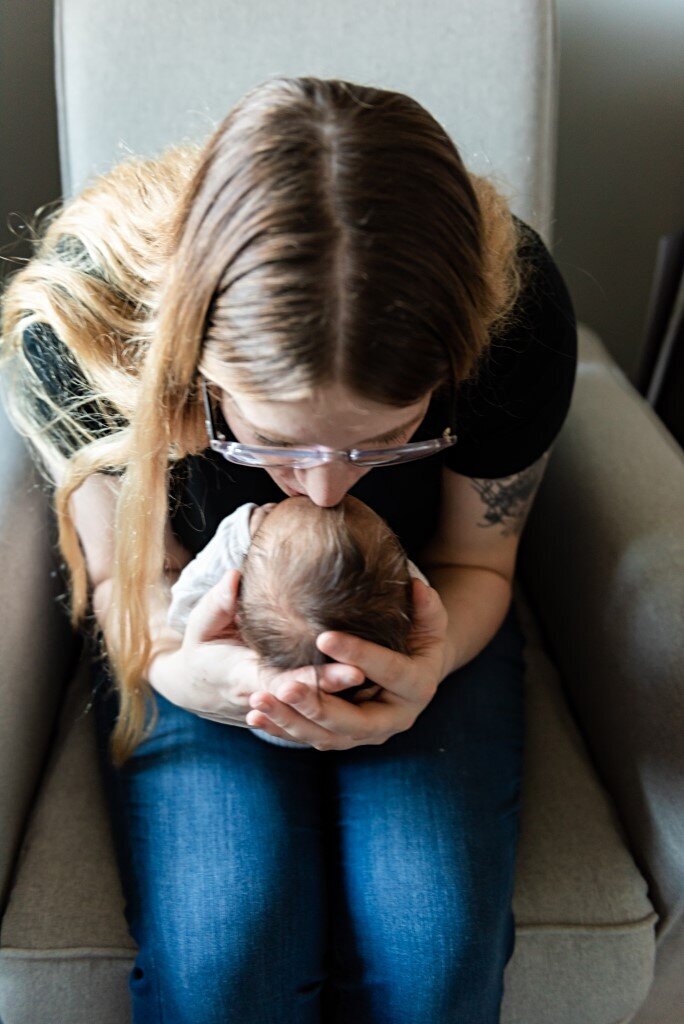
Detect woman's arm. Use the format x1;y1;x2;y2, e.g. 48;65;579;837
419;566;511;677
70;468;188;643
417;454;552;675
69;472;193;595
70;476;246;708
69;472;191;681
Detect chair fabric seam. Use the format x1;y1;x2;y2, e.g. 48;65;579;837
0;910;659;959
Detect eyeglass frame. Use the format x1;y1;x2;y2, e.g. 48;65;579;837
199;377;458;469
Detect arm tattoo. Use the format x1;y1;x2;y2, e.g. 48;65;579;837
469;452;551;538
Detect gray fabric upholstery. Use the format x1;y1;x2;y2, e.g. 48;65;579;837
0;546;659;1024
0;398;79;920
519;325;684;1024
1;0;681;1019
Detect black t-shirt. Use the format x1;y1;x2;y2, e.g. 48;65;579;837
21;216;577;564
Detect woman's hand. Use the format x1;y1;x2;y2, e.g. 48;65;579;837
159;568;366;730
246;579;449;750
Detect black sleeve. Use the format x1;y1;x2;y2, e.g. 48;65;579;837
442;218;578;479
22;321;126;475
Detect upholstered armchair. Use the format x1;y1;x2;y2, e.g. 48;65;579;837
1;1;682;1021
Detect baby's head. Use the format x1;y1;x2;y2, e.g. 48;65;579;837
235;495;413;672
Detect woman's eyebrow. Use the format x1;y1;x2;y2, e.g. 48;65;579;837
249;410;425;445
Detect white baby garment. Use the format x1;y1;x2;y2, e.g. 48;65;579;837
167;502;430;748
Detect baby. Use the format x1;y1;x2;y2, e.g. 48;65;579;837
167;494;430;748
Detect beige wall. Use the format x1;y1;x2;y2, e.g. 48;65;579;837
2;0;682;381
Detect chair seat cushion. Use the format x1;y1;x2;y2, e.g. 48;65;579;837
0;584;656;1024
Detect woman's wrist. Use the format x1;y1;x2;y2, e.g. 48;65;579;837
146;644;185;704
425;565;513;678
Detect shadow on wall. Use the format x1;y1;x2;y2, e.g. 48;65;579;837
555;0;684;380
0;0;61;288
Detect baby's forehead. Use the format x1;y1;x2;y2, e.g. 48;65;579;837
263;494;380;532
251;496;388;558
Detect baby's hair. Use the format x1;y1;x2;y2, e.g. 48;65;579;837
236;497;412;670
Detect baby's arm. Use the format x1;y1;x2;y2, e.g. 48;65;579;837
167;503;259;635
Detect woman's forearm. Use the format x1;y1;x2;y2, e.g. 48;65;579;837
92;571;185;700
422;564;513;679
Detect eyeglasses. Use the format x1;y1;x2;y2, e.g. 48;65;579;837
200;378;458;469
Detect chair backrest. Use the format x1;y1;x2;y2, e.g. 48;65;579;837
54;0;559;245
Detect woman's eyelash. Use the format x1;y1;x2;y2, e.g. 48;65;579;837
378;430;407;445
255;431;407;447
254;434;294;447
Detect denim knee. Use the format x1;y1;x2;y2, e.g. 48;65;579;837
92;676;331;1024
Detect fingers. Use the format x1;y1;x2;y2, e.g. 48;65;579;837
248;682;393;750
316;662;367;692
246;709;311;746
185;568;242;644
411;581;448;626
314;580;446;703
410;577;448;630
279;661;366;693
405;578;449;654
346;683;382;704
314;628;409;696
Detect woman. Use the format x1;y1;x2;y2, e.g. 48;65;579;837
0;76;577;1023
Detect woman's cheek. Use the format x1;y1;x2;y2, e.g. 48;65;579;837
261;466;296;492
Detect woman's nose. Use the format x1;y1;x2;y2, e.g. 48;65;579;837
295;463;363;507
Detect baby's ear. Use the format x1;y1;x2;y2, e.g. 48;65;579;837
233;576;244;617
233;607;247;643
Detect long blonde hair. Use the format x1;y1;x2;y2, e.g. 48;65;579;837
0;75;532;766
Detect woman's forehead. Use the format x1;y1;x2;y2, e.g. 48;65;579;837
222;381;431;443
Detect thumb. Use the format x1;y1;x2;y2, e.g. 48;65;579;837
185;567;242;644
410;578;447;634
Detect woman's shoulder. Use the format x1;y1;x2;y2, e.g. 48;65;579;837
436;215;578;479
509;214;577;335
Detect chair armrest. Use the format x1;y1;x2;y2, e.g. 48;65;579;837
518;323;684;935
0;403;79;918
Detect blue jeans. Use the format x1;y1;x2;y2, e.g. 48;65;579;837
92;600;527;1024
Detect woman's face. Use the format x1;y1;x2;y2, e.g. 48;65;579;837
215;379;431;508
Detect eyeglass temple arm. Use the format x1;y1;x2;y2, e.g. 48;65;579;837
200;378;220;442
